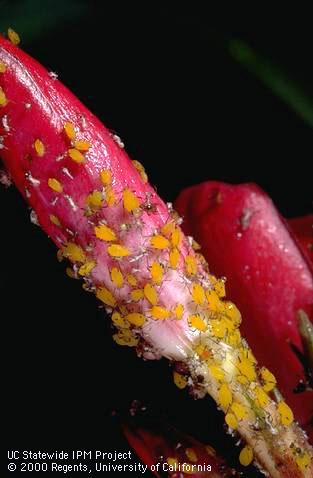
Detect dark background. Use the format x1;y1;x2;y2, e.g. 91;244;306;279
1;2;312;477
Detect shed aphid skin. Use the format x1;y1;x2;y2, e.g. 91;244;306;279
0;34;312;477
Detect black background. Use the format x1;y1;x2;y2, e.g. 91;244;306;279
1;3;312;477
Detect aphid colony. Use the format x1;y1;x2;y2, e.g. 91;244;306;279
1;31;311;474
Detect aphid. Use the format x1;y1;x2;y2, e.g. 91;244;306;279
150;261;164;285
185;448;198;463
218;383;232;409
94;224;116;241
173;303;184;320
125;313;145;327
277;401;294;426
7;27;20;45
143;283;158;306
107;244;130;257
110;267;124;288
74;140;91;151
34;139;45;157
0;61;6;73
96;286;116;307
79;261;96;276
0;87;7;106
68;148;85;163
131;289;144;302
225;412;238;430
123;188;140;213
64;122;76;140
48;177;63;193
173;371;187;389
150;234;170;250
150;306;170;320
239;445;253;467
188;314;207;332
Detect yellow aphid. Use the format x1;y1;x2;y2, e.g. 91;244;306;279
64;122;76;140
151;306;170;320
237;375;249;385
150;234;170;250
205;445;216;457
214;279;226;298
106;185;116;206
277;401;294;426
195;343;205;356
169;248;180;269
224;301;242;325
68;148;85;163
192;238;201;251
227;330;242;347
94;224;116;241
295;452;311;471
96;287;116;307
225;412;238;430
125;312;145;327
161;221;176;237
108;244;130;257
208;274;217;285
0;61;6;73
0;87;7;106
144;283;158;306
173;371;187;389
185;255;197;275
111;312;129;329
238;347;257;364
239;446;253;467
111;267;124;288
254;386;269;408
8;27;20;45
62;242;86;263
231;402;248;421
150;261;163;284
188;314;207;332
132;159;148;183
191;283;206;306
66;267;76;279
57;249;64;262
78;261;96;276
119;305;129;316
260;367;276;392
86;190;103;209
49;214;61;227
74;140;91;151
185;448;198;463
100;169;112;186
173;303;184;320
210;319;228;339
205;289;224;313
236;357;256;382
171;228;181;247
113;331;138;347
126;274;137;286
131;289;144;302
48;177;63;193
166;457;178;467
218;383;232;409
123;188;140;212
34;139;45;156
208;364;225;381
